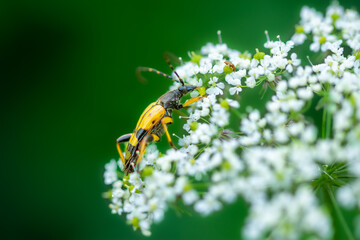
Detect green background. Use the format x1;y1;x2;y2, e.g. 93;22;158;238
2;0;359;239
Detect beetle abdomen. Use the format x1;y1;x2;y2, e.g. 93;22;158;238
126;103;165;160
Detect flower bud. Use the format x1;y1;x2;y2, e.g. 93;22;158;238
142;166;153;177
131;217;140;228
319;36;326;44
220;99;229;110
183;183;192;192
355;51;360;60
331;13;340;22
295;25;304;34
190;121;199;131
239;52;251;60
198;86;206;96
221;161;232;170
223;65;234;75
191;52;202;65
254;49;265;60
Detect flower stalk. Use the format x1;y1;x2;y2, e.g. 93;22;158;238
327;185;355;240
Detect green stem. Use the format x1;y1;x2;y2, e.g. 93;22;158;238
200;117;210;124
301;99;312;114
231;108;242;119
326;109;332;138
321;105;332;139
322;108;327;139
191;183;209;189
194;143;211;159
326;186;355;240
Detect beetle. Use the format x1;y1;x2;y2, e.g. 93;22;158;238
116;57;206;175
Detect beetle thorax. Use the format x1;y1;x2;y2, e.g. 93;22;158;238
157;90;182;111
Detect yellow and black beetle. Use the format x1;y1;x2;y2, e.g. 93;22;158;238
116;57;206;175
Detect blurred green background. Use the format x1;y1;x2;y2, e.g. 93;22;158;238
2;0;360;239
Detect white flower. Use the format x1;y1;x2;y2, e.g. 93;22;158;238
104;159;118;185
325;40;343;55
207;77;225;95
208;52;223;61
301;126;317;143
274;127;289;143
272;55;288;69
210;104;229;127
183;190;199;205
245;76;256;88
225;98;240;108
297;87;314;100
337;182;360;209
226;72;244;95
190;123;218;145
286;53;301;73
292;32;307;45
243;187;332;240
199;58;212;74
310;35;336;52
213;61;226;73
259;55;275;75
194;194;222;215
270;40;294;57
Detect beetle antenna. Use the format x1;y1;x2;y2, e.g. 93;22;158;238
136;67;181;84
164;52;185;86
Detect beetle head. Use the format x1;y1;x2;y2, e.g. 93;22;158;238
178;85;198;95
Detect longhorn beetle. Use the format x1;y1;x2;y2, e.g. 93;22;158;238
117;55;207;175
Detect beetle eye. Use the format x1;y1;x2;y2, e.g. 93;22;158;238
178;86;186;93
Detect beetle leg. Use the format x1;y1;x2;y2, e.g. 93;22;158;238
173;109;189;118
180;95;208;108
151;133;160;142
161;117;177;150
136;134;154;167
116;134;132;164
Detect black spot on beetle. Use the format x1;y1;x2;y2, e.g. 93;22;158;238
136;128;147;142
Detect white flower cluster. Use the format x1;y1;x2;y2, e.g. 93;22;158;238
292;2;360;52
244;187;332;240
104;2;360;239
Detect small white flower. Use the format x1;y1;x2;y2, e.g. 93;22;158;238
225;98;240;108
207;77;225;95
297;87;314;100
272;55;288;69
210;106;229;127
286;53;301;73
104;159;118;185
213;61;226;73
245;76;256;88
208;52;223;61
199;58;212;74
226;74;243;95
292;32;307;45
194;194;222;215
183;190;199;205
